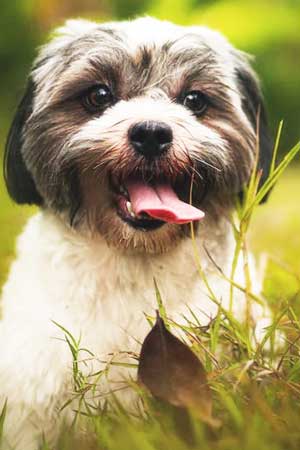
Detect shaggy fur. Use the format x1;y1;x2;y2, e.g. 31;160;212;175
1;17;272;449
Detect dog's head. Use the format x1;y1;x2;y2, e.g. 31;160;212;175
4;17;272;253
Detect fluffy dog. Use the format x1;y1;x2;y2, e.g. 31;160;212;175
0;17;272;450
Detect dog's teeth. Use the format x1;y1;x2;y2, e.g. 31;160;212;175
126;201;136;218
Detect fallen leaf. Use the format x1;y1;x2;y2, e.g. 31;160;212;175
138;311;220;427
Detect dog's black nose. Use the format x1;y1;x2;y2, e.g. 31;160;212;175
129;121;173;157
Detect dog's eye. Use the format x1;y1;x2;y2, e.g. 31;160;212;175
82;85;114;112
182;91;208;116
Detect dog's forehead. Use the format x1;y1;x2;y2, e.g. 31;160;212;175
112;17;202;50
114;17;231;56
91;17;234;66
37;17;234;72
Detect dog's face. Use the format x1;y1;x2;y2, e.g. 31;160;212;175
4;18;272;253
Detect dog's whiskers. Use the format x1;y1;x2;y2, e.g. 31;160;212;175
190;165;204;183
192;156;222;172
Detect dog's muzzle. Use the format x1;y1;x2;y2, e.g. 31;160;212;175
109;120;205;231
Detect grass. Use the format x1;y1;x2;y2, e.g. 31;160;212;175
0;165;35;289
0;140;300;449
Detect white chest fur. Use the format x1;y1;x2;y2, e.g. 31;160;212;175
0;212;265;449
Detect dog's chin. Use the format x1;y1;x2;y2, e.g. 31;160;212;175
96;211;185;254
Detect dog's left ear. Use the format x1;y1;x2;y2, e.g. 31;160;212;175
4;78;43;206
235;56;273;203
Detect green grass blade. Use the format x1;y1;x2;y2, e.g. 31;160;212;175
153;278;169;329
270;120;284;174
0;400;7;445
246;140;300;213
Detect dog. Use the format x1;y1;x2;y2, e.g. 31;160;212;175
0;16;273;450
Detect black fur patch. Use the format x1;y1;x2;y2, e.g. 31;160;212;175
236;66;273;202
4;78;43;205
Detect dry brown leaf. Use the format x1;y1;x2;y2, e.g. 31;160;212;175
138;311;220;427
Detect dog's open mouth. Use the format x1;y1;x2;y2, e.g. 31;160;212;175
111;176;205;231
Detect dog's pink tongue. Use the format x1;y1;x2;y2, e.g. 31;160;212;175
126;180;205;224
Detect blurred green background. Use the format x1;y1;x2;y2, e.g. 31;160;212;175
0;0;300;286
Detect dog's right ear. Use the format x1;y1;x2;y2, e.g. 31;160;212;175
4;78;43;205
233;53;273;204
